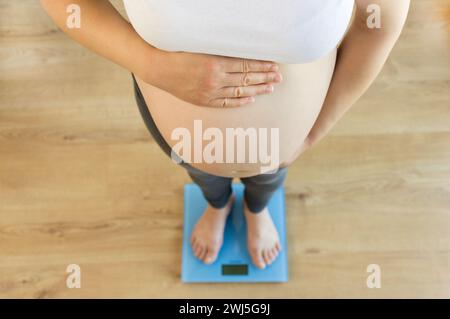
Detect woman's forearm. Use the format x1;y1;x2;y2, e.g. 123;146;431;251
40;0;163;85
304;0;410;148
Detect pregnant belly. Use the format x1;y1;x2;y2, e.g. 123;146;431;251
135;48;337;178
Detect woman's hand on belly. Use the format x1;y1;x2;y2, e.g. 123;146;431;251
137;48;339;177
145;50;283;108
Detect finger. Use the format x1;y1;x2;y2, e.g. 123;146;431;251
223;58;279;73
208;96;255;108
223;71;282;87
218;83;274;99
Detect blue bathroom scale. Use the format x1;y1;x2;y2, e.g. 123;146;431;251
181;183;288;283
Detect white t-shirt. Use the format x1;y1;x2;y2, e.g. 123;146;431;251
124;0;354;64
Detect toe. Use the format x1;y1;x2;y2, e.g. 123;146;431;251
204;254;214;265
271;247;279;260
204;245;220;264
266;249;275;265
275;241;281;252
262;249;272;265
194;245;203;259
250;247;266;269
192;240;199;252
200;247;208;262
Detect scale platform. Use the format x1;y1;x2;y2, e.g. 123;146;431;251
182;183;288;283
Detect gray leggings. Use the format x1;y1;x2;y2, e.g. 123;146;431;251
132;75;288;213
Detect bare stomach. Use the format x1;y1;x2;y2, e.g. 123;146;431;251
135;48;337;178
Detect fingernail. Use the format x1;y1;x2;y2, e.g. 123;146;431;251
274;73;283;82
249;97;255;102
266;85;274;93
270;64;279;71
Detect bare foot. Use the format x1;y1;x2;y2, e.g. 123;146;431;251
244;203;281;269
190;195;234;264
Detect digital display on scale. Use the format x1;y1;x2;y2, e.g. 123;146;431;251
222;264;248;275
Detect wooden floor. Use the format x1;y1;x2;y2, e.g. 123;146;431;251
1;0;449;298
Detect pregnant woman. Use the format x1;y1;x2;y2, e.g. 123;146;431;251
41;0;410;269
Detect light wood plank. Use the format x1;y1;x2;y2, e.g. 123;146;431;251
0;0;449;298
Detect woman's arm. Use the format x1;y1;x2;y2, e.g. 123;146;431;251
299;0;410;155
40;0;281;108
40;0;163;86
